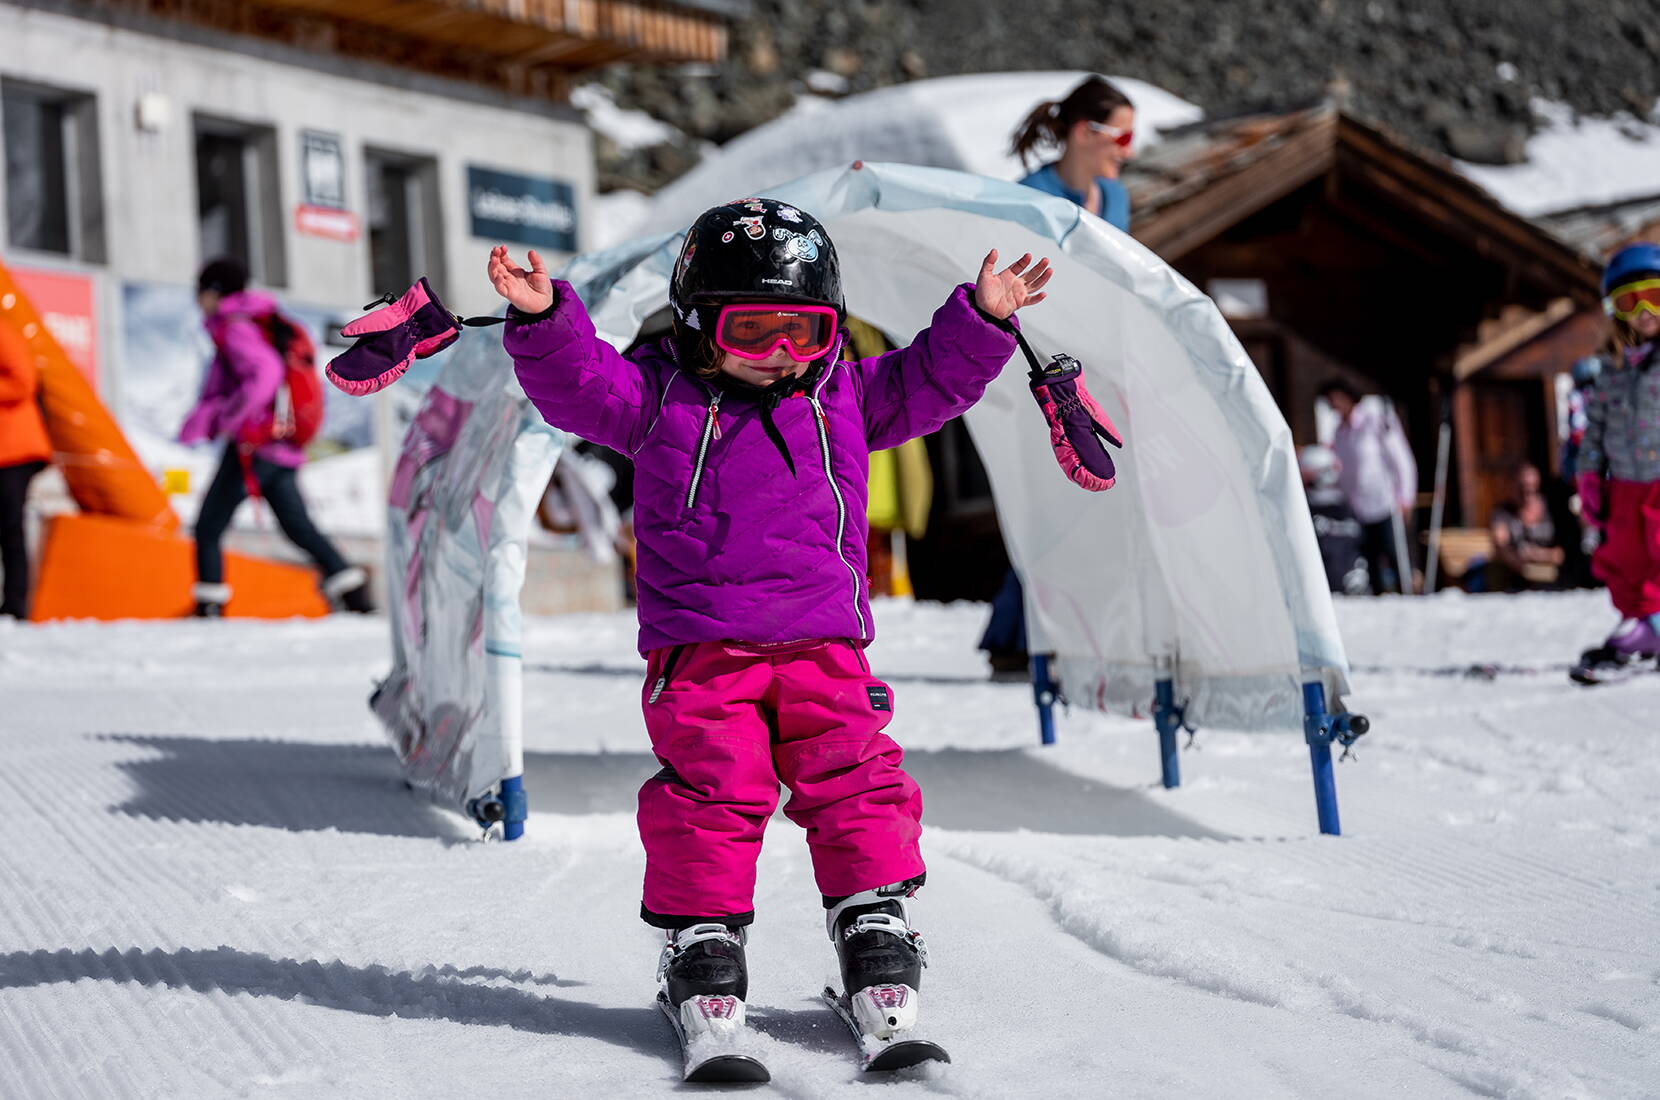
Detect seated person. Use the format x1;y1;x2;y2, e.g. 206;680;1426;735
1488;461;1565;591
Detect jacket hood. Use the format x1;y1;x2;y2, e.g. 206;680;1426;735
212;289;280;320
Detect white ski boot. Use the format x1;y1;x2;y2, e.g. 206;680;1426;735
655;923;768;1082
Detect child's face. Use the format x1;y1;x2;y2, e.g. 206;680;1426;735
717;347;809;386
1632;310;1660;341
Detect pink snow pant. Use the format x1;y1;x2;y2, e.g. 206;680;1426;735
1593;480;1660;618
636;639;924;928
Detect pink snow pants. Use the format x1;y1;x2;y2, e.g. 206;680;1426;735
636;639;924;927
1593;480;1660;618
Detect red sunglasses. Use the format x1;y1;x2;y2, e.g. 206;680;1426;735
713;304;839;363
1084;120;1134;148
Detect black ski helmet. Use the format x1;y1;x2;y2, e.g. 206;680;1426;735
669;198;844;361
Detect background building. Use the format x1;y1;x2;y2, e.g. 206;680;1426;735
1;0;739;608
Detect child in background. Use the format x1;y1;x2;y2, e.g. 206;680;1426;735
1572;242;1660;682
180;257;373;617
489;198;1048;1047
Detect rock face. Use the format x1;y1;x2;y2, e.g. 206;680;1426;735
597;0;1660;190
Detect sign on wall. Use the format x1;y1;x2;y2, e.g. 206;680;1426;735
301;131;347;208
296;130;360;241
12;267;98;386
467;165;577;252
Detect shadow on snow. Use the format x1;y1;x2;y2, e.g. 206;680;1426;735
99;734;1226;841
0;945;677;1062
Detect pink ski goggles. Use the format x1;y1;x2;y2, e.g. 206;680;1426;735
713;303;839;362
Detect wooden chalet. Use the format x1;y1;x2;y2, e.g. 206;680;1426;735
1128;103;1607;530
911;103;1619;601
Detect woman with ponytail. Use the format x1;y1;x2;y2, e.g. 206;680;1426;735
979;77;1138;675
1009;75;1137;231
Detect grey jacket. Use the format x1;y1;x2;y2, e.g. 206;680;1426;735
1580;343;1660;483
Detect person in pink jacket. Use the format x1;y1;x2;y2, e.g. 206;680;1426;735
492;198;1050;1047
179;257;370;617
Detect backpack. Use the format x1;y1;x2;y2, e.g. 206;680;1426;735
237;312;325;449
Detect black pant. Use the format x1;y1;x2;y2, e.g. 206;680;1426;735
1358;515;1410;595
195;443;348;586
0;460;45;617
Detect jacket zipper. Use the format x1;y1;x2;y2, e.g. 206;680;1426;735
809;370;867;639
685;391;723;510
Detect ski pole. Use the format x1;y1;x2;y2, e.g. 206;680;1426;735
1424;417;1452;593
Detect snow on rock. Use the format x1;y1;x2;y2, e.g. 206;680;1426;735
570;84;682;152
1;593;1656;1097
1457;98;1660;218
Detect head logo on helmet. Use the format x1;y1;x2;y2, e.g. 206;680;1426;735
669;198;845;372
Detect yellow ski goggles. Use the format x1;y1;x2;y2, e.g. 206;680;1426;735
1605;278;1660;322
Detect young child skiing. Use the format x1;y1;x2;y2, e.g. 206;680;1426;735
489;198;1048;1074
1572;241;1660;684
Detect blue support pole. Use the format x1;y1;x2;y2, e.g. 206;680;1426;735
1032;654;1057;746
1302;682;1369;836
1151;679;1182;789
499;774;527;842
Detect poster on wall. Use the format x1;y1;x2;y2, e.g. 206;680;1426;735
11;267;98;386
467;165;577;252
296;130;360;241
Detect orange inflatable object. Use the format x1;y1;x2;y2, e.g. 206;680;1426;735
29;512;330;620
0;256;177;531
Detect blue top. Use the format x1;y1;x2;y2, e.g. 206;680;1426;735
1019;163;1131;231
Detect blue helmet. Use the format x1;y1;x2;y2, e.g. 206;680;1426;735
1602;241;1660;296
1571;356;1601;386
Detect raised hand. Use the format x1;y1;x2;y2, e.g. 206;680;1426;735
974;250;1053;320
487;245;554;313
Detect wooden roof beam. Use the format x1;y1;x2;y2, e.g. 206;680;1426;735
1133;121;1337;260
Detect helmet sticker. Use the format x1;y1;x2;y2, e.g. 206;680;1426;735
737;215;766;240
738;198;767;213
773;227;820;262
776;205;802;223
721;231;735;243
677;239;697;275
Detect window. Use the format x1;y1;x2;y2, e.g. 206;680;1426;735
2;79;105;261
365;149;442;295
194;115;285;285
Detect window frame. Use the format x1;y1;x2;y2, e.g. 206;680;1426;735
192;112;287;287
1;76;107;263
363;145;444;296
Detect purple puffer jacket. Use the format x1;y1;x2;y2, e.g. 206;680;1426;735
178;290;305;468
506;280;1017;653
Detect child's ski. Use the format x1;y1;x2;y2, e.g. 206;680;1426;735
656;991;770;1083
1568;648;1656;686
821;985;950;1073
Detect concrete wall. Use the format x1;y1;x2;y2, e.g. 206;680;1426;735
1;3;594;414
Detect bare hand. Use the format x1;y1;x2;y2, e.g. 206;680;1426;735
974;250;1053;319
487;245;554;313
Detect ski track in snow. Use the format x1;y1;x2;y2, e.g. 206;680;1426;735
1;593;1658;1097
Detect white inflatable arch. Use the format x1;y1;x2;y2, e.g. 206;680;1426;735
569;162;1350;730
389;162;1363;838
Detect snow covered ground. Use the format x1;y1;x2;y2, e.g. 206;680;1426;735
2;593;1657;1098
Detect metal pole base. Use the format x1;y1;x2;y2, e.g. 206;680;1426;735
1151;678;1185;789
1302;683;1369;836
1032;654;1058;746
